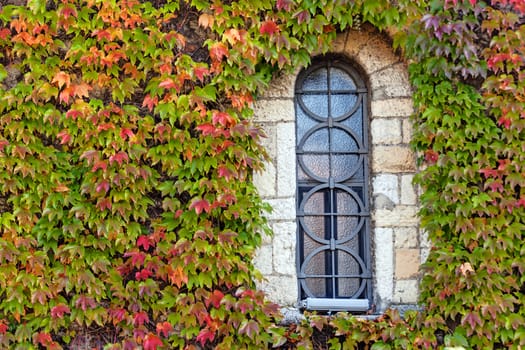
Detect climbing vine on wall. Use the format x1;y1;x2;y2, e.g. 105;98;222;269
0;0;524;349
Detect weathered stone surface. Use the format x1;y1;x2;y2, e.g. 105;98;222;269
257;275;298;306
276;123;296;197
272;221;297;275
373;206;418;227
344;25;375;57
402;118;414;143
374;227;394;311
253;99;295;122
370;64;412;99
401;174;417;205
394;227;419;249
371;98;414;118
372;146;416;173
395;248;420;279
265;197;296;221
393;279;419;304
357;35;400;74
259;71;298;99
253;161;276;198
373;174;399;204
253;244;273;275
371;118;402;144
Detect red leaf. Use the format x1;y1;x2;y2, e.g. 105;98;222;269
0;140;8;152
91;160;107;172
209;42;229;62
51;304;70;319
0;320;8;334
57;130;71;145
93;29;111;41
109;151;129;165
96;197;112;211
124;251;146;266
36;332;53;346
196;123;217;136
260;20;279;35
194;66;209;82
60;6;77;19
196;328;215;346
218;166;235;181
133;311;149;327
212;111;234;126
142;94;158;112
144;333;163;350
66;109;82;119
120;128;134;140
75;295;96;311
96;180;110;193
0;28;11;40
158;78;178;90
276;0;293;11
189;198;211;214
137;235;152;251
424;149;439;164
156;321;173;337
59;86;74;104
206;290;224;308
109;308;128;324
135;268;152;281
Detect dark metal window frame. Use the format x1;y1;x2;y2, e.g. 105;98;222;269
295;56;372;312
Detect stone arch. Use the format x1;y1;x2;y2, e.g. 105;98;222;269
253;24;425;312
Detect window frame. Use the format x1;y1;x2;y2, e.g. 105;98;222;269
294;55;372;312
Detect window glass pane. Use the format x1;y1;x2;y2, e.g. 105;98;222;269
303;216;326;241
331;94;358;118
302;94;328;117
341;106;364;139
296;105;318;141
300;154;329;180
303;67;328;90
336;216;360;242
305;278;326;298
337;278;361;298
330;68;356;90
303;128;329;152
331;154;360;180
331;128;358;152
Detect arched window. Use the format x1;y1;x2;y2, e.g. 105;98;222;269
295;56;372;312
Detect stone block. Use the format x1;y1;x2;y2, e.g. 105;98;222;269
257;123;277;159
373;206;418;227
372;174;399;204
277;123;297;197
253;161;276;198
272;221;297;275
395;248;420;279
421;246;430;264
370;64;412;99
402;118;414;143
400;174;417;205
253;99;295;123
394;227;419;249
259;71;298;98
371;118;402;144
253;245;273;275
344;25;375;57
374;227;394;309
331;31;348;53
265;197;296;221
371;98;414;118
356;35;400;74
372;146;415;173
257;275;298;306
393;279;419;304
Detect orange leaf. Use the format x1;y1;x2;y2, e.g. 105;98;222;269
198;13;214;28
167;266;187;288
73;83;91;98
52;71;70;88
209;42;228;62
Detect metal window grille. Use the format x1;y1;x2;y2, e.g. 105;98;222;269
295;56;372;312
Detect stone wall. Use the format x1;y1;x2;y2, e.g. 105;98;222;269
252;25;426;312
